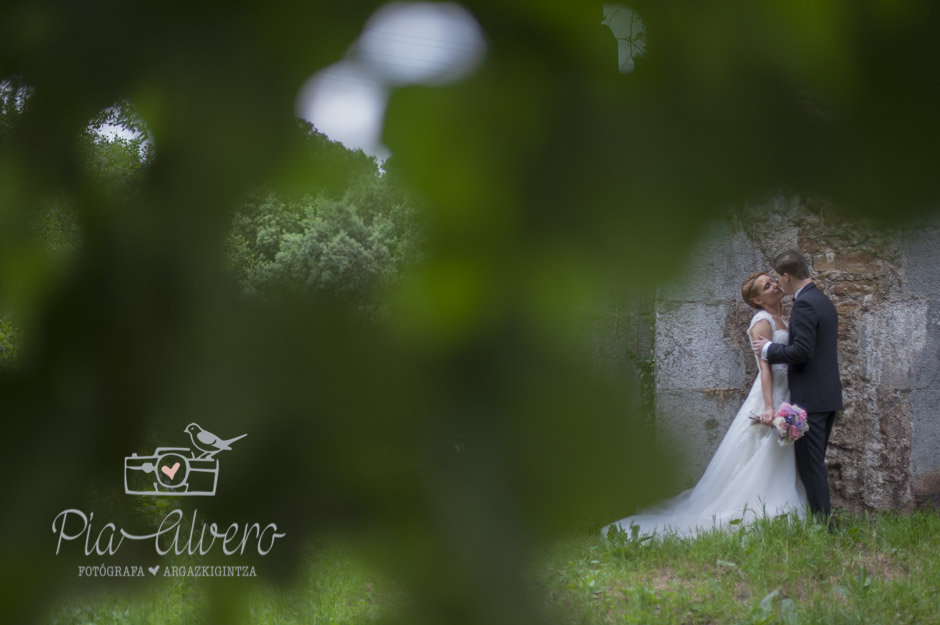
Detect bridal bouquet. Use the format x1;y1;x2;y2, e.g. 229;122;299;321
751;403;809;446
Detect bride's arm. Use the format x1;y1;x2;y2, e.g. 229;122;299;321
749;319;775;423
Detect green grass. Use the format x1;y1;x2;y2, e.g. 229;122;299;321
46;511;940;624
533;510;940;624
246;542;402;625
47;540;402;625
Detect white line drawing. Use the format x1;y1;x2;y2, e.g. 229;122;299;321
185;423;248;459
123;424;247;496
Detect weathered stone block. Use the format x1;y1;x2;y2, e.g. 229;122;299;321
832;281;876;298
655;302;749;390
814;251;884;275
655;387;748;487
657;221;765;303
910;390;940;499
902;222;940;297
859;301;928;388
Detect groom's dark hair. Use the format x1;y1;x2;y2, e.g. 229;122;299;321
773;250;810;280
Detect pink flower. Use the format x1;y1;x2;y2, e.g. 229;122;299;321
763;402;810;445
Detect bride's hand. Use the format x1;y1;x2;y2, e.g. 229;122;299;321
760;406;775;424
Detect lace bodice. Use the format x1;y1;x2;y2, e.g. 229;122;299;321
747;310;789;407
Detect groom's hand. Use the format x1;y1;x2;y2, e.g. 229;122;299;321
751;335;770;356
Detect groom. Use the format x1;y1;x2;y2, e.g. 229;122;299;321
752;250;843;525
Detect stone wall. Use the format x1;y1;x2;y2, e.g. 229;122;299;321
900;224;940;507
654;220;765;487
653;195;940;511
582;287;655;425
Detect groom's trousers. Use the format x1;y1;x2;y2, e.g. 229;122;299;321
794;411;837;521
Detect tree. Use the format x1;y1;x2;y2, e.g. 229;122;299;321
229;125;423;306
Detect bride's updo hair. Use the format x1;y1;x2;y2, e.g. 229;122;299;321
741;272;766;309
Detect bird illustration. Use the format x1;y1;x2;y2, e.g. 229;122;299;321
184;423;247;459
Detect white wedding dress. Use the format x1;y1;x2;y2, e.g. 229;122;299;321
604;310;807;538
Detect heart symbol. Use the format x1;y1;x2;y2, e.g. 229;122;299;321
161;462;181;480
148;566;160;576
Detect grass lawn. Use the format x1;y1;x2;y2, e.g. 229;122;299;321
47;540;401;625
535;510;940;624
47;511;940;624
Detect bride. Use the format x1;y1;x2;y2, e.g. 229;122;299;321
604;272;807;538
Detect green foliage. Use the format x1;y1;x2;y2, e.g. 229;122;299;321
0;76;30;136
233;177;423;303
79;135;151;186
33;195;80;255
247;193;396;295
0;318;18;370
5;2;940;625
226;126;424;306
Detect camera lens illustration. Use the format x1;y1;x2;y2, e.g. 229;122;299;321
123;424;247;497
154;452;189;488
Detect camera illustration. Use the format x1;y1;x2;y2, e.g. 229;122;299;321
123;424;247;496
124;448;219;496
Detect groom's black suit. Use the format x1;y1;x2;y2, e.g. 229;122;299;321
766;282;843;520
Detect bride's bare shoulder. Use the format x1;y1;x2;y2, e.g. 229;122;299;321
748;312;772;339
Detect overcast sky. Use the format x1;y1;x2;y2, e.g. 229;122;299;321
295;2;487;161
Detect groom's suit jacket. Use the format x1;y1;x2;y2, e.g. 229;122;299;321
766;282;844;412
